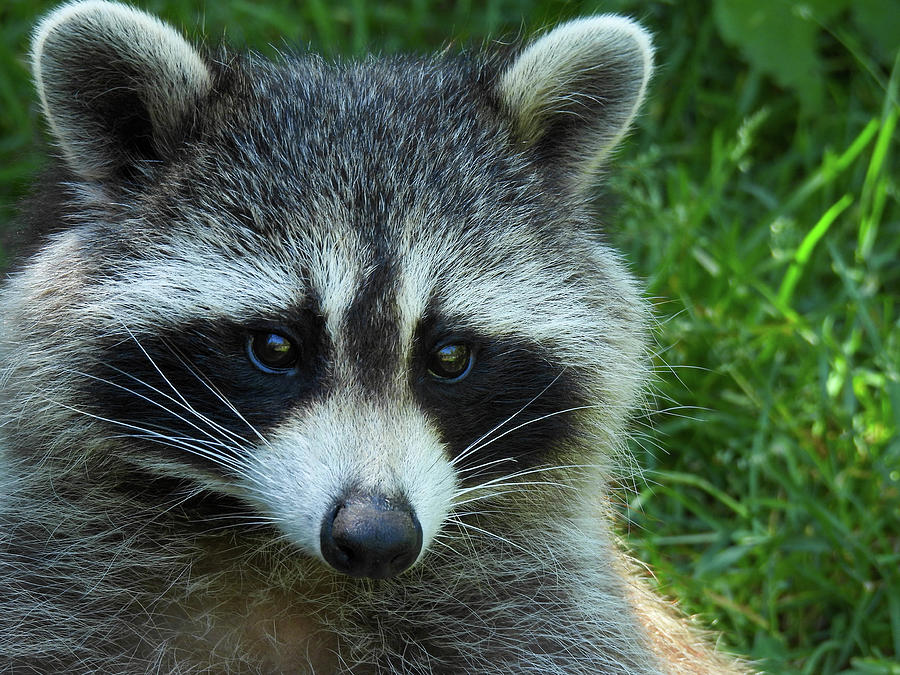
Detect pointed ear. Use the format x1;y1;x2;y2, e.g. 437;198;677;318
31;1;212;182
497;15;653;190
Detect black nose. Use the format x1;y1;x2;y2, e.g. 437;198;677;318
320;493;423;579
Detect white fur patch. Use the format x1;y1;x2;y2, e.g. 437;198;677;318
72;222;367;344
246;394;456;562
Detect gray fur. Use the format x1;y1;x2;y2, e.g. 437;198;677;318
0;2;748;673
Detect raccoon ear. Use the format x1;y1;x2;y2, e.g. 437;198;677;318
31;0;211;182
497;16;653;188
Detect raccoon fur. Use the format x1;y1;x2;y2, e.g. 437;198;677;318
0;2;749;673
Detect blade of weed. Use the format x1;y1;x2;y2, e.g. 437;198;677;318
650;471;750;519
778;193;853;307
772;120;877;221
857;53;899;260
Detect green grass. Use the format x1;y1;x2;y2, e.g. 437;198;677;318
1;1;897;673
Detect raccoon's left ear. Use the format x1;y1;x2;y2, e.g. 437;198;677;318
31;1;212;183
497;15;653;189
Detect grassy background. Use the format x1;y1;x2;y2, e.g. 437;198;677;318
0;1;897;673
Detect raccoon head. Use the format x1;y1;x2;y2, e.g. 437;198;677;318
17;1;653;579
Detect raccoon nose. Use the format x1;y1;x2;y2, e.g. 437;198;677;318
320;493;423;579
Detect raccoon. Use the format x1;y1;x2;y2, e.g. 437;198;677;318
0;2;748;673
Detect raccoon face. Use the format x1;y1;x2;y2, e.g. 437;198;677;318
19;1;653;579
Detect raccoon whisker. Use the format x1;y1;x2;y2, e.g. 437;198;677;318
118;323;196;409
70;367;255;456
462;404;600;464
450;378;567;471
451;468;585;507
196;518;281;534
450;498;527;516
109;432;264;486
633;405;708;423
194;511;280;525
429;543;462;563
454;463;522;487
100;364;260;453
160;339;270;446
123;428;279;489
625;430;668;454
454;463;592;497
117;430;245;465
154;488;226;525
441;517;488;556
43;397;261;484
444;508;504;518
116;325;268;452
455;478;570;500
428;548;477;576
106;430;238;454
450;370;567;468
198;524;272;537
453;455;518;479
99;416;236;449
445;517;534;557
450;488;560;509
93;428;230;466
429;535;466;558
101;406;273;488
451;482;574;510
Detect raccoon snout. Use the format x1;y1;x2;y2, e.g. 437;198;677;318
320;493;423;579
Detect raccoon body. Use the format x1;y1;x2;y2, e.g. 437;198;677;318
0;3;746;673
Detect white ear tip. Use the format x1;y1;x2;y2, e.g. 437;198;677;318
590;14;654;77
576;14;654;48
33;1;142;59
531;14;654;84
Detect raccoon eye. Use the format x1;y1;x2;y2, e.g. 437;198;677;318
247;331;299;373
427;342;473;381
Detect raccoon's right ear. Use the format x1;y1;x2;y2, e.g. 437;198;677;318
497;16;653;191
31;1;211;183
